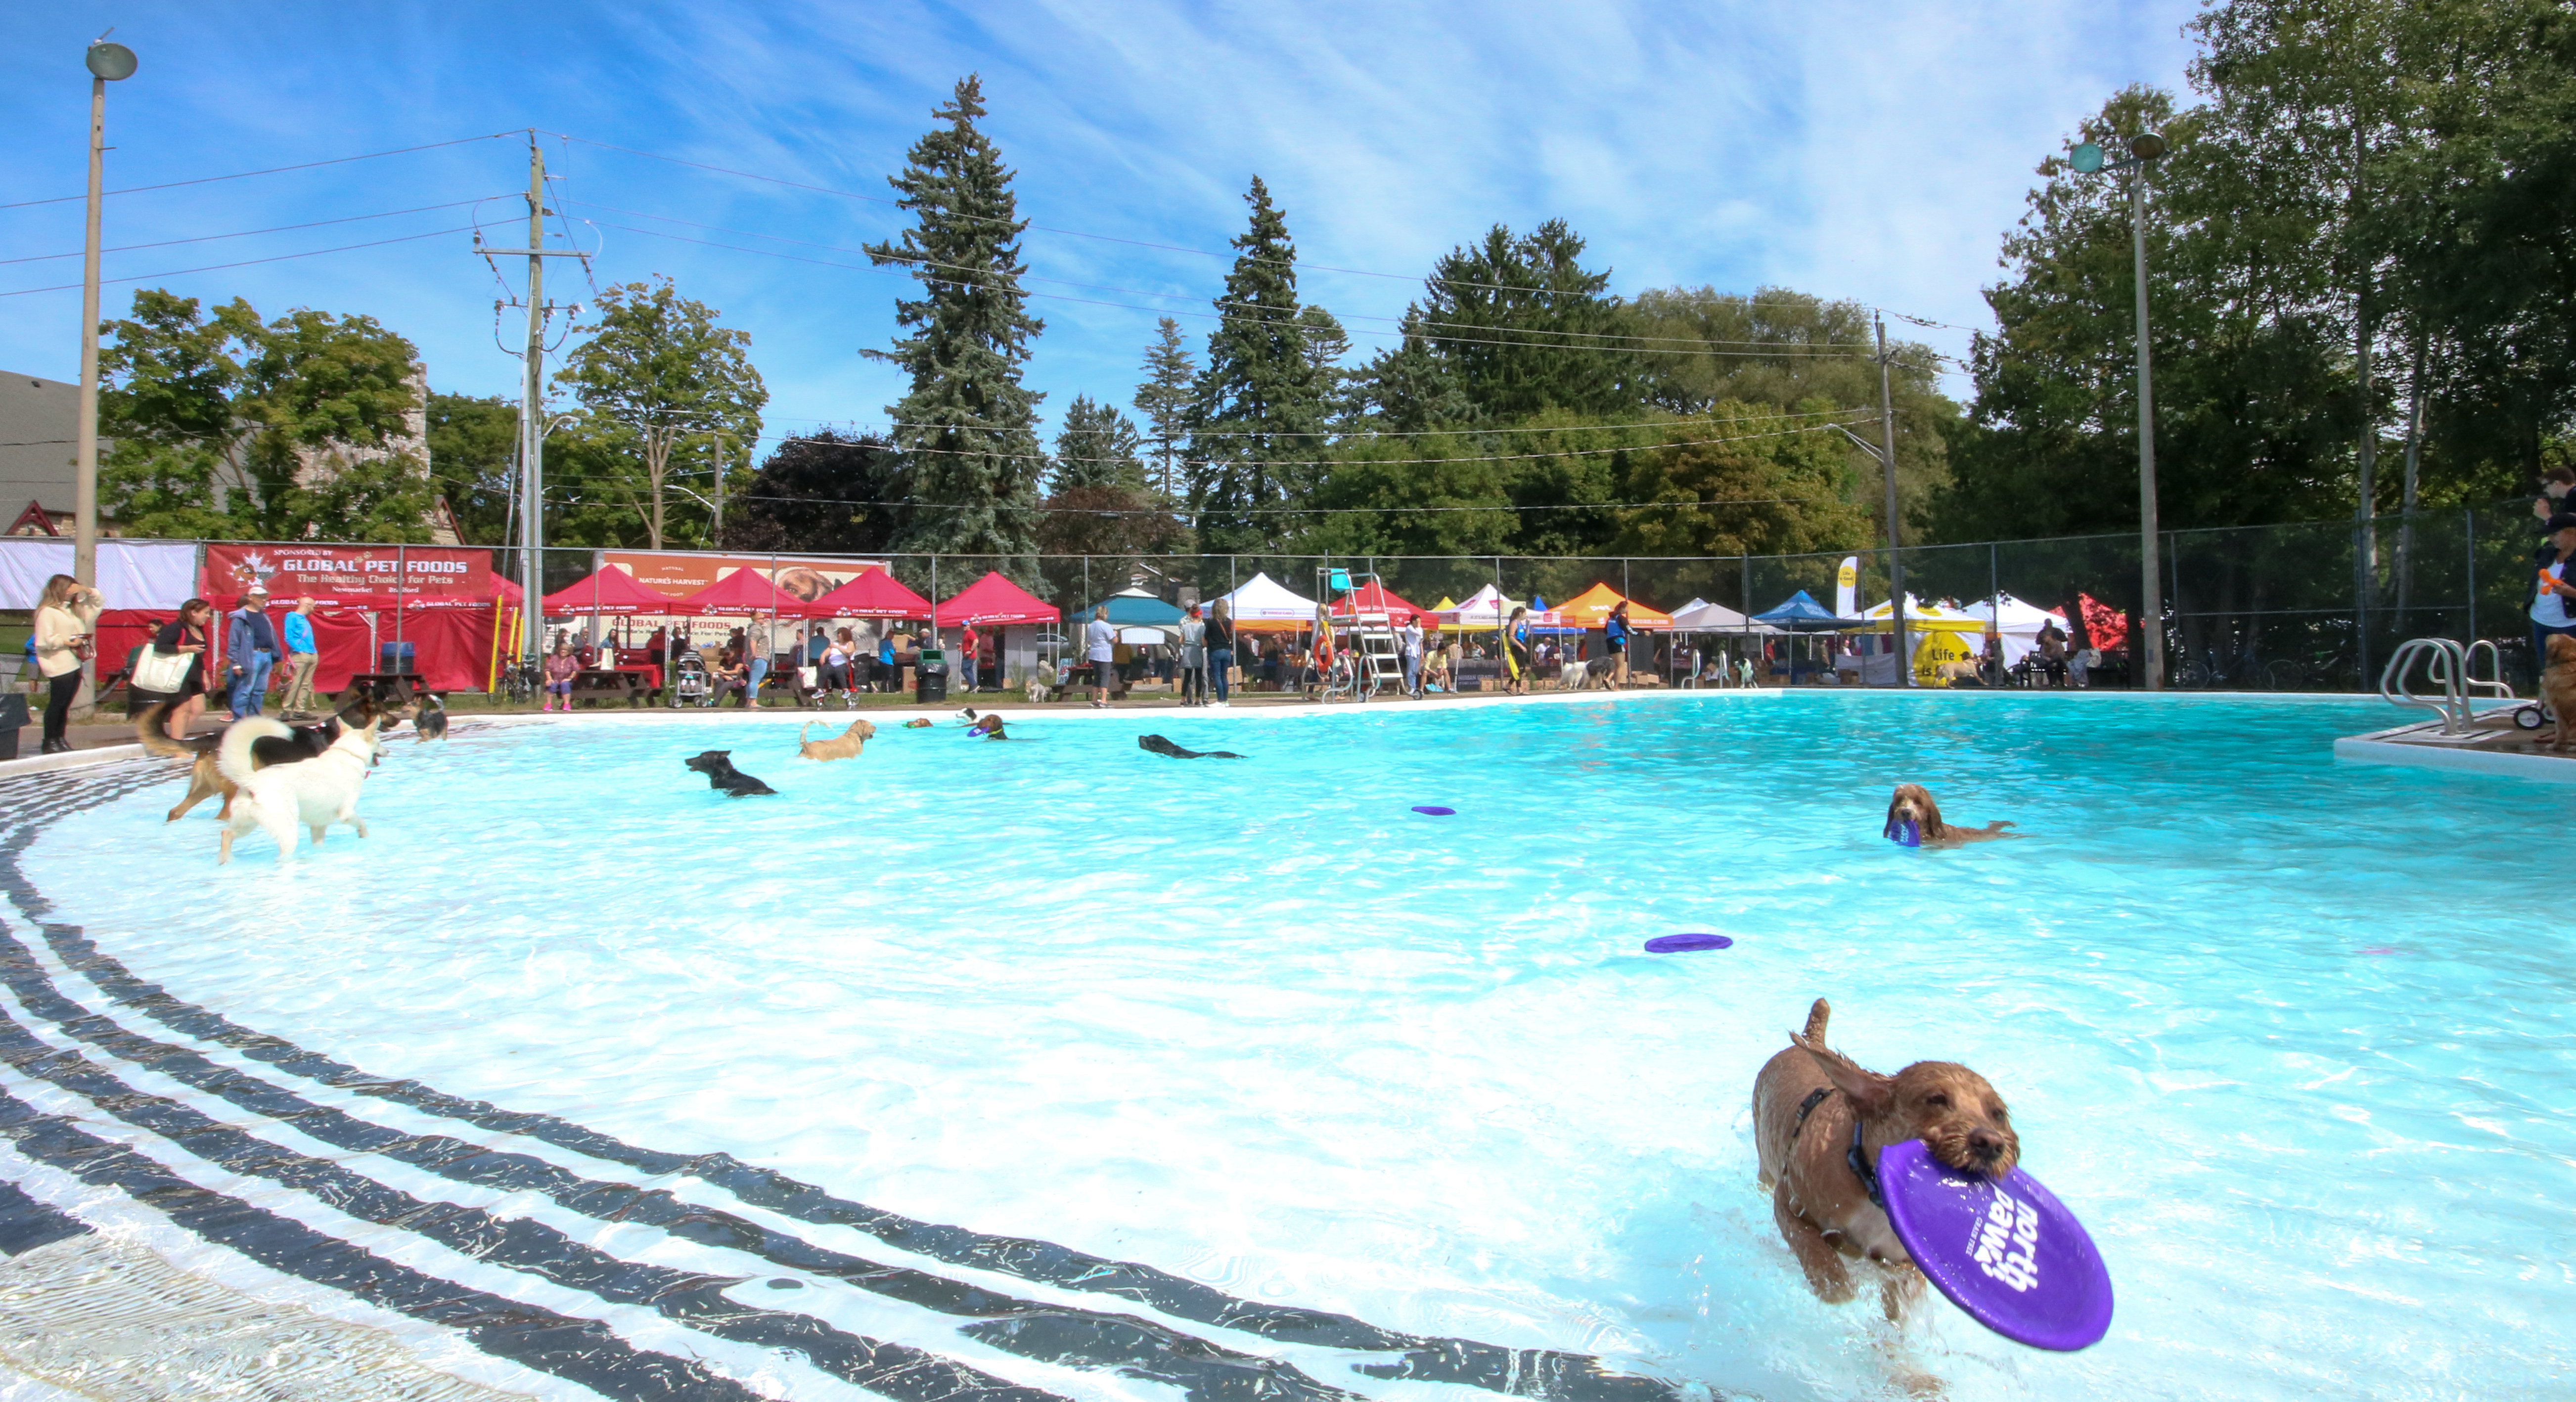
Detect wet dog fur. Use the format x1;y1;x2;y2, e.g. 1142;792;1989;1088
136;697;380;823
685;750;776;796
1752;998;2021;1320
2544;634;2576;751
1884;783;2017;846
1138;733;1240;759
796;716;878;761
216;715;387;863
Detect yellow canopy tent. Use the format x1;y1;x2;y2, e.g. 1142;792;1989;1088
1552;581;1673;629
1856;595;1993;687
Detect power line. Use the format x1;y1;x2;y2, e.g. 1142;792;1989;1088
622;400;1876;442
0;225;477;298
0;196;507;267
0;131;520;211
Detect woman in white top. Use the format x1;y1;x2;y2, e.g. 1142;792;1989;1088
33;573;104;755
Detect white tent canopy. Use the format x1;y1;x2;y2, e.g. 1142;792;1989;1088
1859;594;1986;633
1211;571;1319;625
1437;583;1560;630
1668;598;1775;634
1959;592;2069;666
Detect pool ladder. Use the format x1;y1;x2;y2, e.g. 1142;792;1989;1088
2379;638;2511;736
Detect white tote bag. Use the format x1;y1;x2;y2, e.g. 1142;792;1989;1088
131;646;194;694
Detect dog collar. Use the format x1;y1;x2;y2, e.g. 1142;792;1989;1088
1848;1117;1886;1210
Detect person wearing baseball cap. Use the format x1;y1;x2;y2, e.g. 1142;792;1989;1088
225;584;282;721
2530;514;2576;667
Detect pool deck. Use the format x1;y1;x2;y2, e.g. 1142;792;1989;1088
2333;702;2576;783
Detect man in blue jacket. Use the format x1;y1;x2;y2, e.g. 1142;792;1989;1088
225;584;281;721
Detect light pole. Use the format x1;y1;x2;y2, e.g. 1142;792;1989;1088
2072;131;2168;690
72;33;137;718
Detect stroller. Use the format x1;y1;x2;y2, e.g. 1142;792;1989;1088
669;649;711;706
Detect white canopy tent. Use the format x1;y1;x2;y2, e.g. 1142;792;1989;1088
1668;598;1775;634
1437;583;1560;630
1959;593;2070;667
1210;571;1319;628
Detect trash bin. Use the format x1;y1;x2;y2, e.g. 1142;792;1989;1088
380;641;416;674
0;692;24;760
914;648;948;704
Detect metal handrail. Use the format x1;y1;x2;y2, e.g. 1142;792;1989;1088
2379;637;2472;735
2463;638;2515;699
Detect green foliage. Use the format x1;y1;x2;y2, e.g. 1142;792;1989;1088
1132;317;1195;500
426;392;516;544
98;288;433;541
1051;395;1148;493
720;429;905;555
1187;176;1326;554
1355;220;1629;428
863;74;1046;570
553;276;766;549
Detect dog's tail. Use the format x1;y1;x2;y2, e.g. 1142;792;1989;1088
1800;998;1831;1044
134;702;197;759
216;717;290;787
797;721;815;750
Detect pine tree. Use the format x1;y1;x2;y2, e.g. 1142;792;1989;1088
1186;177;1324;555
1051;395;1149;492
1298;305;1356;430
863;75;1045;568
1132;317;1196;500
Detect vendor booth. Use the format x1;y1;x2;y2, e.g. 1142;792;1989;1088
934;571;1063;686
1211;572;1320;630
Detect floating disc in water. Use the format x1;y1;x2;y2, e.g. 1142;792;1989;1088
1410;806;1456;816
1643;933;1732;953
1877;1139;2113;1351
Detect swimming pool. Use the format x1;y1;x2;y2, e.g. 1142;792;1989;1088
3;692;2565;1401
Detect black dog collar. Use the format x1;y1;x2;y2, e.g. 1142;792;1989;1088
1848;1117;1886;1209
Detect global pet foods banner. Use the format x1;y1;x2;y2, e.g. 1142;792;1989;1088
201;544;495;606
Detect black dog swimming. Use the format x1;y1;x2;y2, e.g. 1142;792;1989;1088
685;750;777;796
1138;734;1242;760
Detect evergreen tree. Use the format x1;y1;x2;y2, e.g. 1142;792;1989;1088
1186;176;1324;554
1353;221;1629;427
863;75;1046;568
1298;305;1358;431
1133;317;1195;500
1052;395;1149;492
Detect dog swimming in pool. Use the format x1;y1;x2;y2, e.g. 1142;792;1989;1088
685;750;776;796
1883;784;2016;847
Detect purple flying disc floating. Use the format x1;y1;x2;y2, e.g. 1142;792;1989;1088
1411;806;1456;817
1876;1139;2113;1352
1643;933;1732;954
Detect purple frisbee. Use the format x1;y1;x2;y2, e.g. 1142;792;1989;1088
1642;933;1732;954
1877;1139;2113;1351
1411;806;1456;817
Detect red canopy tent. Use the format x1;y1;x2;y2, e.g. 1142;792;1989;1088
542;566;681;615
810;567;931;619
933;571;1061;627
1329;580;1426;624
676;568;834;617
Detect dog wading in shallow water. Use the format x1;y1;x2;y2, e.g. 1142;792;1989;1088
796;717;877;761
137;697;380;823
216;715;387;863
1752;999;2020;1322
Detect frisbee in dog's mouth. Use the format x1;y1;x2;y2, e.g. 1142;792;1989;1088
1877;1138;2113;1351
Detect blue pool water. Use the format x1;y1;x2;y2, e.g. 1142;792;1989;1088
18;693;2572;1401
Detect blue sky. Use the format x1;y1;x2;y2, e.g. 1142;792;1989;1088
0;1;2199;452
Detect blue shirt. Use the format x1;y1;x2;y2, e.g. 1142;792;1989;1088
281;612;316;654
879;637;895;665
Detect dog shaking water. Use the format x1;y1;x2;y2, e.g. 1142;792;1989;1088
1138;734;1242;760
685;750;776;796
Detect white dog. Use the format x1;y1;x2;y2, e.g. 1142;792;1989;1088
1559;659;1591;691
217;716;385;864
1025;676;1053;703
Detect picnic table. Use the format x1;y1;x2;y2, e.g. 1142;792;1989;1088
570;666;657;705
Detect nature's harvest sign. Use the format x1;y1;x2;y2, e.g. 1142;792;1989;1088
201;544;495;605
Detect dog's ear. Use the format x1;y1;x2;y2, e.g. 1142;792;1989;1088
1792;1034;1896;1116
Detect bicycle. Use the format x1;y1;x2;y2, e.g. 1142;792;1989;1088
495;656;542;706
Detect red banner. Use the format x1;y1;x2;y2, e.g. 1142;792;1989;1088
201;544;495;607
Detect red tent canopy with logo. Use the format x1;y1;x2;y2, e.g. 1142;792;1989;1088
542;567;677;615
810;567;932;619
677;568;833;617
1329;580;1425;623
933;571;1061;627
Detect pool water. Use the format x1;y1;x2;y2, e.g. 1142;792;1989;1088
19;694;2573;1401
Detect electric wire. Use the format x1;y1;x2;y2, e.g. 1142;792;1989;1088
0;197;508;266
0;225;477;298
0;131;521;210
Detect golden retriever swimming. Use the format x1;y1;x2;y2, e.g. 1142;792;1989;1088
796;716;877;762
1883;783;2016;847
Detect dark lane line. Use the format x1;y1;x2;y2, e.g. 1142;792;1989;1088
0;767;1682;1402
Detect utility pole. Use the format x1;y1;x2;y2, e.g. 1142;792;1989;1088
476;132;588;664
2129;160;2165;690
710;432;731;544
72;36;137;719
1876;313;1909;686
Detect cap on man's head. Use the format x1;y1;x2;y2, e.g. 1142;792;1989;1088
2547;513;2576;534
243;583;268;597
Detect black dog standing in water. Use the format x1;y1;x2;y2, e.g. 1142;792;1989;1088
685;750;777;796
1138;734;1243;760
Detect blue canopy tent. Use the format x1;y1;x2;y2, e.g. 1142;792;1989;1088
1751;589;1863;683
1085;586;1184;642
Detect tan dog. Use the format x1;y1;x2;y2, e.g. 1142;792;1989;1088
2543;634;2576;751
795;717;878;762
1754;999;2021;1320
1884;783;2016;846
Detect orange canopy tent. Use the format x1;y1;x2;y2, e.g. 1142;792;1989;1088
1552;582;1672;630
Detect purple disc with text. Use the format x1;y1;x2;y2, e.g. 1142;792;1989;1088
1642;933;1732;953
1411;806;1456;816
1877;1139;2114;1352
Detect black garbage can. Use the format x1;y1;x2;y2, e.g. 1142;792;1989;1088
914;649;948;704
0;692;24;760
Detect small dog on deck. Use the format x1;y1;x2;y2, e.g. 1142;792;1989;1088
1753;998;2020;1321
217;715;387;863
137;698;378;823
685;750;776;796
1884;783;2017;847
1024;676;1053;703
796;717;877;762
2542;634;2576;751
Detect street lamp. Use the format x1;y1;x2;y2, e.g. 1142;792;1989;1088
2070;131;2168;690
72;33;137;718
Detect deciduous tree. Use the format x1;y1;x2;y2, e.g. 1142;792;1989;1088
553;277;766;549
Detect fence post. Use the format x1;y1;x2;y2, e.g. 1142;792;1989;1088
2464;508;2476;644
2355;521;2372;688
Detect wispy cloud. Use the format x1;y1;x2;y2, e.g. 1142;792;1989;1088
0;0;2198;448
